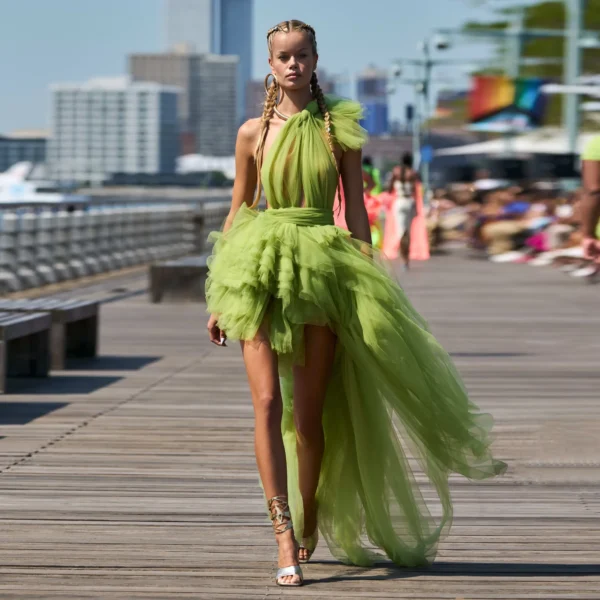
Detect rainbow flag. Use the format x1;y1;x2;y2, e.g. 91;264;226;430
469;75;548;133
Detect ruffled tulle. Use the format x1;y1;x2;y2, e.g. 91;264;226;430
206;203;506;567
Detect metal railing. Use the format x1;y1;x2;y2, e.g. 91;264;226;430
0;193;232;294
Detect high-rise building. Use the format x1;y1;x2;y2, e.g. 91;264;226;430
166;0;212;53
165;0;253;123
48;77;180;184
196;55;238;155
130;51;238;156
0;131;47;173
245;79;265;120
357;67;389;136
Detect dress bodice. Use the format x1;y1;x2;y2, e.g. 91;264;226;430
261;96;367;210
394;179;415;200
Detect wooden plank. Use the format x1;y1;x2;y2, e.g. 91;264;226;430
0;253;597;598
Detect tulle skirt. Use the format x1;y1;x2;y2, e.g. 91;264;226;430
206;204;506;567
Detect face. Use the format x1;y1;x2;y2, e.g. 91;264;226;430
269;30;318;92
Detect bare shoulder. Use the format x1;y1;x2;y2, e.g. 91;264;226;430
238;118;261;144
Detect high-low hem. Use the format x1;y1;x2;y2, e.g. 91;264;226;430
205;96;506;568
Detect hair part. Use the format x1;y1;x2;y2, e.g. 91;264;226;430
267;19;318;56
251;20;341;210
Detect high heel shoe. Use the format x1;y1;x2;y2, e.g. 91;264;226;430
268;496;304;587
299;527;319;563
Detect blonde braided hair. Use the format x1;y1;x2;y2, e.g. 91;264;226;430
310;70;342;208
252;74;279;207
252;20;341;209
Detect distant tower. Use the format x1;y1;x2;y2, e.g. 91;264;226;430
166;0;253;123
130;50;238;156
357;66;389;136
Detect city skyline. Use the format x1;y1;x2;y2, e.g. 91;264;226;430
0;0;502;134
166;0;253;124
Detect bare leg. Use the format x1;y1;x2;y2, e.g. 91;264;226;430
241;324;299;585
400;232;411;269
293;324;337;561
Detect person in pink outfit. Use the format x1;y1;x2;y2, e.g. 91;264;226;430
334;167;384;249
382;153;430;268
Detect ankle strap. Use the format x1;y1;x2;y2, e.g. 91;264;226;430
268;496;293;534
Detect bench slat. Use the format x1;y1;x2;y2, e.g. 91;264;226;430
0;312;52;341
0;299;98;323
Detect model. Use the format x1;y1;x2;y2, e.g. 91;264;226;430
206;19;506;588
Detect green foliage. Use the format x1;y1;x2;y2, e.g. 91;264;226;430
460;0;600;127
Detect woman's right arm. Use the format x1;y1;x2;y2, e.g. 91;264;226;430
223;119;261;233
207;119;260;346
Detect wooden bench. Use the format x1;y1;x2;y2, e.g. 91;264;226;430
0;299;99;370
0;311;52;393
149;254;209;303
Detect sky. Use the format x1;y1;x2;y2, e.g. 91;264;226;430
0;0;505;133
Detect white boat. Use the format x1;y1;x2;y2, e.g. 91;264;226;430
0;162;87;204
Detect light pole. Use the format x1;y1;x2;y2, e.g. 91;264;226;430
564;0;586;154
389;36;482;202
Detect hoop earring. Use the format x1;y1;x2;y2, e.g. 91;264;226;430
264;73;279;94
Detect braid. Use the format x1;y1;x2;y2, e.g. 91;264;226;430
252;76;278;208
311;71;342;209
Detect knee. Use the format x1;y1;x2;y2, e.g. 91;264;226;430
294;411;323;445
254;392;282;428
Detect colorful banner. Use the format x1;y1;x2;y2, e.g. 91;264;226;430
468;76;548;132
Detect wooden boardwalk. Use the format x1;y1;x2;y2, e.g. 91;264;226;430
0;254;599;599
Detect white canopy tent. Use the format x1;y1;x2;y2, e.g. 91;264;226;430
435;128;598;157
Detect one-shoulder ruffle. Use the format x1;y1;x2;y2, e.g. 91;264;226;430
315;95;368;152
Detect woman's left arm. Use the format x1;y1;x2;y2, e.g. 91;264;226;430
341;149;372;245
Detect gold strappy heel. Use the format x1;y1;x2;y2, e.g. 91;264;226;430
268;496;304;587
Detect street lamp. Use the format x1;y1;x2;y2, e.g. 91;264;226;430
390;37;491;202
389;38;452;202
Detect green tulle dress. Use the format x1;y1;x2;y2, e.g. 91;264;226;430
206;95;506;568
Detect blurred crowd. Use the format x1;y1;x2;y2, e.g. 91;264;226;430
356;159;599;281
427;170;599;279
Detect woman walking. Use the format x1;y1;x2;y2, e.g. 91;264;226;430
206;19;506;587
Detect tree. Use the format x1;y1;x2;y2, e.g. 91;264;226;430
462;1;600;127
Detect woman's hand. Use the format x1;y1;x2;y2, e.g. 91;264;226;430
582;236;600;262
207;314;227;347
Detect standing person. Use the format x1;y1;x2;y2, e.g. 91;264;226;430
362;157;384;248
582;136;600;262
362;156;382;195
387;153;419;269
206;19;506;588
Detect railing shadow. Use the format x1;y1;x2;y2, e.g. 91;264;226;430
0;401;69;425
7;375;122;395
67;355;161;371
450;352;531;358
310;560;600;585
